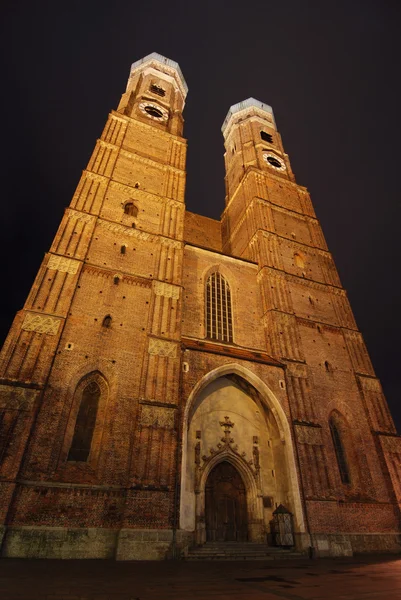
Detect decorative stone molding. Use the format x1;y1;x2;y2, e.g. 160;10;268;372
65;208;96;225
119;147;184;175
110;108;187;144
98;139;119;152
160;237;182;249
262;230;331;260
21;312;61;336
109;113;129;125
82;265;151;287
109;179;184;209
195;416;259;492
295;424;323;445
84;171;108;185
358;376;381;392
286;363;308;378
140;405;175;429
148;338;177;358
47;255;80;275
153;281;180;299
379;435;401;453
96;218;181;248
0;385;39;410
257;264;346;296
97;218;153;241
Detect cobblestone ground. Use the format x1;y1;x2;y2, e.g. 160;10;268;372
0;555;401;600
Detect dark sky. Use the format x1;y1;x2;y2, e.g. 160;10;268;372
1;1;400;431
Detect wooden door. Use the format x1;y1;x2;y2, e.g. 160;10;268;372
205;461;248;542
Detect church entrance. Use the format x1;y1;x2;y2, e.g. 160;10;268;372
205;461;248;542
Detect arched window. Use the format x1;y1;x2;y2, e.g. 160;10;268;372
68;381;101;462
329;417;351;484
206;272;233;343
124;202;138;217
102;315;112;328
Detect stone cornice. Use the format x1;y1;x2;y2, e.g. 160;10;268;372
82;170;184;208
255;196;319;224
110;109;187;144
222;165;308;217
260;230;331;258
97;139;185;175
257;264;345;295
83;264;152;287
96;217;183;248
184;243;258;267
65;208;96;224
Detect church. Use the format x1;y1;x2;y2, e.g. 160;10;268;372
0;52;400;560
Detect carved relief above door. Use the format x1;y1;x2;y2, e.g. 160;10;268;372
205;461;248;542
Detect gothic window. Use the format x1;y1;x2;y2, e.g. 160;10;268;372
120;245;126;255
329;417;351;485
206;272;233;343
260;131;273;143
68;381;101;462
102;315;112;328
113;276;120;285
124;202;138;217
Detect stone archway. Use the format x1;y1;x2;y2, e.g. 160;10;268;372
179;363;305;546
205;461;247;542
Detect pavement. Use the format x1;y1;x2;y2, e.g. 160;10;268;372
0;554;401;600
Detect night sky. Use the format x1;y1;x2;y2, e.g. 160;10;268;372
1;1;400;431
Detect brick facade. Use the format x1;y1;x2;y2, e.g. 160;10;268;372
0;53;400;560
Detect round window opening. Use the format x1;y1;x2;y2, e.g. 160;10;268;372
263;153;286;171
144;105;163;118
267;156;282;168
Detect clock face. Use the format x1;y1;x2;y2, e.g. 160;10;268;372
263;153;286;171
139;102;168;122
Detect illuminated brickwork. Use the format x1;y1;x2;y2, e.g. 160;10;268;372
0;54;400;560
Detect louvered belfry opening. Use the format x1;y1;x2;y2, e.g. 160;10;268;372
206;272;233;343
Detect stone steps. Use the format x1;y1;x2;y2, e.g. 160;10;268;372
185;542;304;561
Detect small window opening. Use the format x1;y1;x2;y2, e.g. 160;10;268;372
124;202;138;217
261;131;273;143
120;245;126;255
113;276;120;285
134;182;140;189
102;315;112;328
132;223;136;228
150;83;166;97
324;360;331;372
294;252;305;269
308;296;314;305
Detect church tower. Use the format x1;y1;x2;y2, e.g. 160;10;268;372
0;54;400;560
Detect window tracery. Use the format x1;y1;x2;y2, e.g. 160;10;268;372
205;272;233;343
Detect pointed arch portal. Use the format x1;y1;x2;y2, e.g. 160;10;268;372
180;363;305;544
